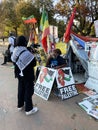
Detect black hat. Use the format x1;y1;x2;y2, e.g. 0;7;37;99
16;35;27;47
9;32;13;36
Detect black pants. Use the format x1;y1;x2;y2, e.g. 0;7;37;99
3;50;12;64
35;66;41;80
18;77;34;112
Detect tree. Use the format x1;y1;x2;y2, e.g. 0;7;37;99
0;0;20;36
54;0;98;36
0;0;61;38
32;0;56;26
15;0;40;37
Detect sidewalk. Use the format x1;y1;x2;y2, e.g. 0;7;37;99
0;45;98;130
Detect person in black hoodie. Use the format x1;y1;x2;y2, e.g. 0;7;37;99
11;35;38;116
46;49;66;69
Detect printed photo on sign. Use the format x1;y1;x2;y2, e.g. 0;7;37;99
34;67;56;100
56;67;75;88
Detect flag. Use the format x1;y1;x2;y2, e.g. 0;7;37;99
22;15;37;24
64;7;76;43
22;15;38;45
40;10;50;53
40;11;45;31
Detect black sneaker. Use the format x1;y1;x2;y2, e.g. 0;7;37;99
1;63;6;65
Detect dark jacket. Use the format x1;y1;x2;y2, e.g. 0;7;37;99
46;55;66;68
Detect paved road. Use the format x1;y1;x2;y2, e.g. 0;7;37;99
0;44;98;130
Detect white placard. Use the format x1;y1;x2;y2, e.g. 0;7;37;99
34;67;56;100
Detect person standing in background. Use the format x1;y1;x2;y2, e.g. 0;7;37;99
2;36;5;44
1;32;16;65
8;32;16;54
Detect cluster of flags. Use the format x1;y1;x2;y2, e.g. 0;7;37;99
22;7;76;53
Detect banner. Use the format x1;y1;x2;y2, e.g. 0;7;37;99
34;67;56;100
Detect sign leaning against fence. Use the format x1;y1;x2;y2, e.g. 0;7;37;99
34;67;56;100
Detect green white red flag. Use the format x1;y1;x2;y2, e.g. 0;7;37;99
22;15;37;24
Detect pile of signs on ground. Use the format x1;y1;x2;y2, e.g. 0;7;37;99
77;60;98;120
78;94;98;120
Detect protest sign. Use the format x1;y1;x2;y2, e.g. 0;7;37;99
56;67;78;100
78;94;98;119
34;67;56;100
59;84;78;100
